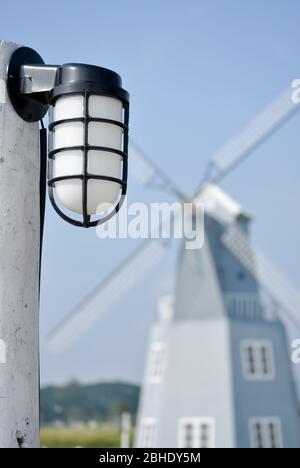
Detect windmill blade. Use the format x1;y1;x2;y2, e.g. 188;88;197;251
197;88;299;190
129;142;156;186
221;224;300;329
46;240;168;353
129;141;187;200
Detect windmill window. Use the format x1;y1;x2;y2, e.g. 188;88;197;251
237;271;246;281
140;418;157;448
147;343;166;383
178;418;215;448
184;423;194;448
249;418;283;448
241;340;275;380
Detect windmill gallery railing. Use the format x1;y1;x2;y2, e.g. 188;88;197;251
224;293;276;322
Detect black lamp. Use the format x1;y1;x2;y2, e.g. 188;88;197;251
7;46;129;227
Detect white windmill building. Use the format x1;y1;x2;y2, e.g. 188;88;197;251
136;184;300;448
47;86;300;448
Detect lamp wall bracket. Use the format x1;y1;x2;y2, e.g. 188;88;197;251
6;47;51;122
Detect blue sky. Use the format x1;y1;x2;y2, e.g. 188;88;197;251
2;0;300;385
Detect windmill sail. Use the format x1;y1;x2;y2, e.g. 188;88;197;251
199;88;299;186
221;224;300;329
129;143;157;186
130;142;187;200
47;240;167;353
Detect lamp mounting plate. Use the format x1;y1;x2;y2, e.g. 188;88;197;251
6;47;48;122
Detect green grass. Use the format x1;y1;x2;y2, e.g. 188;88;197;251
40;427;127;448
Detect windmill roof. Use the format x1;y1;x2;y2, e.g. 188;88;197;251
198;183;251;225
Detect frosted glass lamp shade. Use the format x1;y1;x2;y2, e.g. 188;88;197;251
49;94;124;216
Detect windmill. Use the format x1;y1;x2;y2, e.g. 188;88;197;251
47;85;300;448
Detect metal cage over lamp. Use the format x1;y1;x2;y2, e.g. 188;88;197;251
6;47;129;227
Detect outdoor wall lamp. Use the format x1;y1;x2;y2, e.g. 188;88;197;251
6;46;129;227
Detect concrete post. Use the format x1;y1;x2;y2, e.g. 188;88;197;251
120;412;131;448
0;41;40;448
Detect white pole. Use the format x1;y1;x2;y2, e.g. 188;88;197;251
0;41;40;448
120;412;131;448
